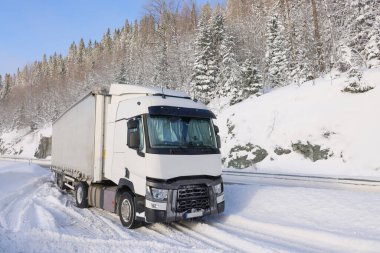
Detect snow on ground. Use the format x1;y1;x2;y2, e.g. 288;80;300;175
215;67;380;178
0;125;51;158
1;161;380;253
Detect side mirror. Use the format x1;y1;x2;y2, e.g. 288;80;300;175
128;131;140;149
214;125;219;134
127;120;140;149
127;119;139;129
216;135;221;149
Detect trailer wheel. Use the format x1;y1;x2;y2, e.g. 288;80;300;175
75;182;89;208
56;173;66;190
118;192;140;229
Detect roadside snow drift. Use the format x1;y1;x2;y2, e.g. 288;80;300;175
1;162;380;253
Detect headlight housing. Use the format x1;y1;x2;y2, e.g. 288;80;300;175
213;183;223;194
147;186;168;201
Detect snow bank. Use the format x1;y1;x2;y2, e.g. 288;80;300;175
216;67;380;178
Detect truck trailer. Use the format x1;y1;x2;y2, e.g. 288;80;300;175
51;84;224;228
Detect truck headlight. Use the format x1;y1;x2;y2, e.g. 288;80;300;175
150;187;168;201
213;183;223;194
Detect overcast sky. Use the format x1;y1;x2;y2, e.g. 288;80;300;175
0;0;224;77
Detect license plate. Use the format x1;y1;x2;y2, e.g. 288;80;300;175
184;210;204;219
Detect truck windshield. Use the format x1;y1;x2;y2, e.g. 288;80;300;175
147;115;217;149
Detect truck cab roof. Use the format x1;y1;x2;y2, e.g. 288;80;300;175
108;84;191;99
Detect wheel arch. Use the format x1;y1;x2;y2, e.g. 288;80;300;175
115;178;135;211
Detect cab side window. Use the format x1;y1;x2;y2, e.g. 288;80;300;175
127;117;144;151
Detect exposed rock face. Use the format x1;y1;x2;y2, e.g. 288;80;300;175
274;146;291;155
291;141;332;162
225;143;268;169
227;119;235;138
34;137;52;159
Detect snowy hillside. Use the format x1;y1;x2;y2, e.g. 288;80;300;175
0;126;51;158
2;69;380;179
215;67;380;178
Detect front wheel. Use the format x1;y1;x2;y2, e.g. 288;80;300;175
75;182;89;208
118;192;140;229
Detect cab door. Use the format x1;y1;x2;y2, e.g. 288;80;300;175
112;117;146;196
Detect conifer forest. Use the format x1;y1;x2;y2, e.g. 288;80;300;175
0;0;379;130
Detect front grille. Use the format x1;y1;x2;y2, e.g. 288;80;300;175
176;184;209;213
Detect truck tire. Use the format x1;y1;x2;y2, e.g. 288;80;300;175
75;182;89;208
118;192;140;229
56;173;66;190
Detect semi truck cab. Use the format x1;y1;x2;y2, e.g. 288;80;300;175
52;84;224;228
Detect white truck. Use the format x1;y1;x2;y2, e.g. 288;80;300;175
51;84;224;228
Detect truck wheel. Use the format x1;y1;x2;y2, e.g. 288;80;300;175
56;173;66;190
118;192;140;229
75;182;89;208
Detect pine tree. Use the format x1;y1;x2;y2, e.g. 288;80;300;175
290;16;315;84
68;42;77;63
41;54;49;77
77;38;86;64
155;41;171;88
210;11;225;89
265;12;290;88
210;11;225;52
191;16;218;103
347;0;379;67
240;58;263;98
190;2;197;31
364;16;380;68
2;74;11;98
115;63;127;83
219;34;241;100
102;28;112;52
57;54;66;78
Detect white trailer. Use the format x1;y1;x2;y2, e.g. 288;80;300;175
52;84;224;228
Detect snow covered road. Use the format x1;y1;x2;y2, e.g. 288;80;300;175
1;161;380;253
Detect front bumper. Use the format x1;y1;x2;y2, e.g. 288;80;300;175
145;176;225;223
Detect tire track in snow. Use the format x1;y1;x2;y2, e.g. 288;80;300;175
173;221;294;253
0;170;223;252
207;215;380;253
145;223;224;252
0;175;50;230
203;218;324;253
169;222;233;252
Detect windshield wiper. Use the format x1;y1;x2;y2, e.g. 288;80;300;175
185;143;215;149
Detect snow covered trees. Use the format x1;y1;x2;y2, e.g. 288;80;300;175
1;0;380;131
191;10;244;104
365;16;380;68
219;34;241;100
191;15;218;103
339;1;379;93
346;0;380;68
286;0;316;84
115;63;127;83
342;67;374;93
240;59;262;98
264;13;290;88
1;74;11;99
